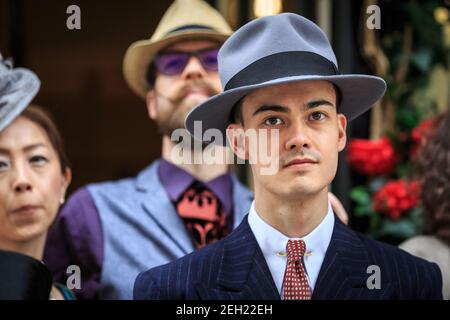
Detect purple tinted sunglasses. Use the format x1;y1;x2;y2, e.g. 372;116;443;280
154;48;219;75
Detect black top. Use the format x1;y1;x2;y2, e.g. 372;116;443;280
0;249;52;300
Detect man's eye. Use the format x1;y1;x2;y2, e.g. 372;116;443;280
309;112;326;121
30;156;48;166
264;117;284;126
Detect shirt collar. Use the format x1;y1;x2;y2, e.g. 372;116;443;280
248;200;335;258
158;158;233;215
158;158;194;201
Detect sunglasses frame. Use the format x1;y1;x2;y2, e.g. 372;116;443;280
154;47;220;76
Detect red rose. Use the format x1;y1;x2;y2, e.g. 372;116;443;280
347;137;399;176
373;180;420;220
410;118;438;158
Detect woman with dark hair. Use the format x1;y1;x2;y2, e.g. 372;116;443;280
0;55;74;300
400;107;450;299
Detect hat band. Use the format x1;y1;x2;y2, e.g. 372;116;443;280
166;25;215;35
224;51;339;91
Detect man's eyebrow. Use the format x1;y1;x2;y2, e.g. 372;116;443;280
305;99;335;109
251;99;335;117
252;105;290;117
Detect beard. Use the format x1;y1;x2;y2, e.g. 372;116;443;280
155;80;220;137
156;102;193;136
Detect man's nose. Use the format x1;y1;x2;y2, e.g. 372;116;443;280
284;120;312;151
181;56;207;81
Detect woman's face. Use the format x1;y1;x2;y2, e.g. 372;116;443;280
0;117;71;243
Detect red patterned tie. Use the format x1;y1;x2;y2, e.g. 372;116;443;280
283;240;312;300
176;184;228;249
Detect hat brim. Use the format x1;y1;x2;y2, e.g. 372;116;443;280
0;68;40;132
123;30;230;99
185;74;386;145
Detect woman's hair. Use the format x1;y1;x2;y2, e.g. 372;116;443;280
415;108;450;246
20;105;70;174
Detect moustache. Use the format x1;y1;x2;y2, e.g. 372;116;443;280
172;81;220;105
279;148;321;167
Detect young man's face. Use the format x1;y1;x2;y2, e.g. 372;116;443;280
228;80;347;200
146;40;222;136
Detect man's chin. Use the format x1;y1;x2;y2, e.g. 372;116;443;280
280;187;320;200
166;128;212;150
182;95;211;108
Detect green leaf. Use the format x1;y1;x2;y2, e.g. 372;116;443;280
407;207;423;230
368;177;388;193
411;49;433;72
379;218;418;239
354;204;375;217
396;108;419;130
396;163;413;179
350;187;371;205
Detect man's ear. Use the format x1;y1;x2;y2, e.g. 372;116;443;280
226;123;249;160
337;114;347;152
146;90;157;120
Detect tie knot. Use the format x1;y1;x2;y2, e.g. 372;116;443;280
286;240;306;262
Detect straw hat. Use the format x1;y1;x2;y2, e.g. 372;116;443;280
123;0;233;99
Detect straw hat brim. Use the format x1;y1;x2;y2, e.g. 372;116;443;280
123;30;230;99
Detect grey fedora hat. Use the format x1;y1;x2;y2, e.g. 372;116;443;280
0;55;40;132
185;13;386;145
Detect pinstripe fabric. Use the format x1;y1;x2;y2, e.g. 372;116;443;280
134;215;443;300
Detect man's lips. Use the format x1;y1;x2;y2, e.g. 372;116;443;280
183;90;210;98
283;158;318;168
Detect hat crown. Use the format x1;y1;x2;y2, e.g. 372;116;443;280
0;56;13;73
151;0;232;42
0;58;40;132
218;13;338;89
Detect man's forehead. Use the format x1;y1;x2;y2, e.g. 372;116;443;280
244;80;337;104
162;39;221;52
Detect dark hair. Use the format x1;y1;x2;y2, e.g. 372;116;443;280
415;108;450;246
229;82;342;125
229;97;245;124
146;62;157;89
20;105;70;174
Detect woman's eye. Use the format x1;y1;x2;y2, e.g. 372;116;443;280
30;155;48;166
309;112;327;121
264;117;284;126
0;161;9;171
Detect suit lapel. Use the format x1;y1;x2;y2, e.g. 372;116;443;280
136;161;195;255
313;218;392;299
195;212;393;300
196;217;280;300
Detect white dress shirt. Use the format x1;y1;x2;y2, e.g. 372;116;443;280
248;200;335;297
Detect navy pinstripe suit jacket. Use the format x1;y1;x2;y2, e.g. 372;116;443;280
134;215;443;300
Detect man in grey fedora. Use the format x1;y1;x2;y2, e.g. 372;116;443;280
134;13;443;300
44;0;253;300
